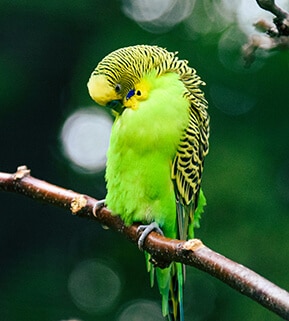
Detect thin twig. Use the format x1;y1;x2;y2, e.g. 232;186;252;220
1;165;289;320
256;0;289;22
243;0;289;67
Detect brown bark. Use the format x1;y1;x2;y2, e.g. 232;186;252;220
1;166;289;320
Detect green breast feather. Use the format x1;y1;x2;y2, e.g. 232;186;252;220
106;71;190;238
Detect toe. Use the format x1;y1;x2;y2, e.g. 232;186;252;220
92;199;106;216
137;222;164;250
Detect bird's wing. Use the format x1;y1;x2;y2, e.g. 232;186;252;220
172;99;209;240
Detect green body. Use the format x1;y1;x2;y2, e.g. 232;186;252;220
106;72;189;238
106;71;188;319
87;45;209;321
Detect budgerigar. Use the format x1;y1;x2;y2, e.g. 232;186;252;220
87;45;209;321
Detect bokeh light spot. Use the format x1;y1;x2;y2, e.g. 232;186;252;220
122;0;196;33
235;0;289;36
68;259;122;315
61;108;112;173
117;299;163;321
218;25;265;72
210;84;255;116
185;0;233;37
221;0;289;36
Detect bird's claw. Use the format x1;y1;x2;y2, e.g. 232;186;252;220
137;222;164;250
92;199;106;217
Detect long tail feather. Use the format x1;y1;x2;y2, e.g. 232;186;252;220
167;262;184;321
145;253;184;321
144;190;207;321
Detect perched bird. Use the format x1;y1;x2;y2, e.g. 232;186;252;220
87;45;209;321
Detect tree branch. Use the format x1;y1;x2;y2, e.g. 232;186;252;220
1;166;289;320
243;0;289;67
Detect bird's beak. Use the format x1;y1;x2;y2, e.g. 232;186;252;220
107;100;124;115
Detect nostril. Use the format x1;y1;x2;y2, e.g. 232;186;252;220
126;89;135;100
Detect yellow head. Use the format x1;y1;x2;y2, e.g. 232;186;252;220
87;45;206;115
87;74;121;107
87;45;178;114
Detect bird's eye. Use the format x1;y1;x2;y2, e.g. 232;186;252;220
115;84;121;93
136;90;141;96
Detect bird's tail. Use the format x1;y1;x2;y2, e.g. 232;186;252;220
167;262;184;321
146;253;184;321
144;190;207;320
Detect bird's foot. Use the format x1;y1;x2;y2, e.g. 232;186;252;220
137;222;164;250
92;199;106;217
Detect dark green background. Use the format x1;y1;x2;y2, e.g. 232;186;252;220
1;1;289;320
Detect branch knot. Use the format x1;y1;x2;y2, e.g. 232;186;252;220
13;165;31;180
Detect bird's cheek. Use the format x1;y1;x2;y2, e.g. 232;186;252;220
135;79;150;101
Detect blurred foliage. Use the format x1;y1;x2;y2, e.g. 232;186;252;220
1;0;289;320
